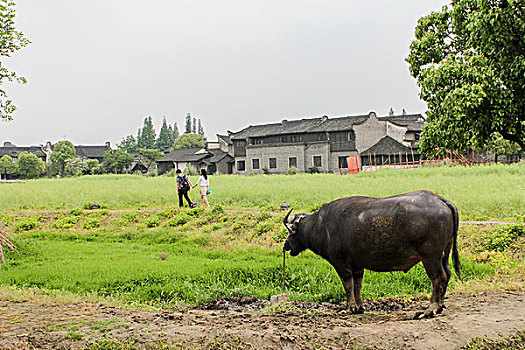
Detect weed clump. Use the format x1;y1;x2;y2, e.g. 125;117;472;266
53;216;79;229
82;218;100;229
145;216;160;228
14;217;40;232
165;214;190;227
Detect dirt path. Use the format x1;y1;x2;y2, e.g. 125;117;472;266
1;292;524;349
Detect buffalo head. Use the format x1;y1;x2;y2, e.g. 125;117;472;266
282;208;308;256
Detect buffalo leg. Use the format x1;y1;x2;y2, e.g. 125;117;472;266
422;259;448;317
441;243;453;302
352;269;365;314
336;268;360;313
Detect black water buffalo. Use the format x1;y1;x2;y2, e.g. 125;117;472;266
283;190;461;317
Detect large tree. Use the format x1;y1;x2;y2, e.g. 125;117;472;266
50;141;76;176
0;154;16;179
185;113;192;134
155;117;172;151
0;0;30;120
407;0;525;155
117;135;138;153
172;133;205;149
102;149;134;174
137;148;163;171
17;151;45;178
137;116;156;149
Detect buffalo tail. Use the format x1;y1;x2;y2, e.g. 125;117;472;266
442;198;462;281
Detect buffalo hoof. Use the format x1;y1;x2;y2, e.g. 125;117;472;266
414;309;435;319
348;305;364;314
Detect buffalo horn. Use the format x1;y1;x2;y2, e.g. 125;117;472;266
283;208;293;225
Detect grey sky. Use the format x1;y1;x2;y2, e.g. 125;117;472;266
2;0;449;147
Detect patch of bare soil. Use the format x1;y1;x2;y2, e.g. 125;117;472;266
0;292;524;349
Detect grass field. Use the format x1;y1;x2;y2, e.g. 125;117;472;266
0;163;523;220
0;164;524;309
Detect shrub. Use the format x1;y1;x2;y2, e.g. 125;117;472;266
145;216;160;228
14;217;40;232
69;208;83;216
232;221;246;231
53;216;80;229
187;208;205;217
272;227;289;242
211;205;224;215
262;167;269;175
157;207;178;219
308;166;319;174
122;212;139;223
284;166;298;175
165;214;190;227
254;220;274;237
82;218;100;229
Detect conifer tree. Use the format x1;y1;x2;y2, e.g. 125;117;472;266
156;117;171;151
140;116;156;149
192;117;196;134
198;119;204;136
185;113;192;134
172;122;179;141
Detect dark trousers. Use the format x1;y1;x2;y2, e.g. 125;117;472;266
178;191;192;207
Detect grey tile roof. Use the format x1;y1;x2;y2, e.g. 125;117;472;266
0;146;45;158
361;136;413;155
207;149;233;163
229;113;423;140
217;134;232;145
158;148;209;162
230;114;370;140
74;145;111;158
379;114;424;132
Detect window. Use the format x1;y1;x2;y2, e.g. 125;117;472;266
252;158;260;169
414;133;420;141
332;131;349;142
338;156;348;169
269;158;277;169
237;160;245;171
289;157;297;168
313;156;322;167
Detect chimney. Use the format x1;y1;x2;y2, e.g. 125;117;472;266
105;141;111;149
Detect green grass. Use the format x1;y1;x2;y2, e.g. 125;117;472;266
1;234;490;306
1;207;511;308
0;163;523;220
0;164;523;309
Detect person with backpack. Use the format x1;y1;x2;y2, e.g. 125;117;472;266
176;169;194;208
192;168;211;208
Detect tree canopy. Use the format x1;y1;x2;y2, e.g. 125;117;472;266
407;0;525;155
103;149;134;174
0;0;30;120
17;151;45;178
50;141;76;176
172;133;205;149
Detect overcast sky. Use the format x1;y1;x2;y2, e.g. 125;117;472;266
1;0;449;147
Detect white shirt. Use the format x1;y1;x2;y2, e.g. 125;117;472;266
196;175;209;187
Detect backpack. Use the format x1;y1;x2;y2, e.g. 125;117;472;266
178;175;190;192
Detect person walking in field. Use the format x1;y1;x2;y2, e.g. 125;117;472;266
176;169;194;208
193;168;211;208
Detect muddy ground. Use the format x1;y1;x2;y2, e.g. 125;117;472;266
0;292;524;349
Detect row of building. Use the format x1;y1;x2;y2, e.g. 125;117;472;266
2;111;424;175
